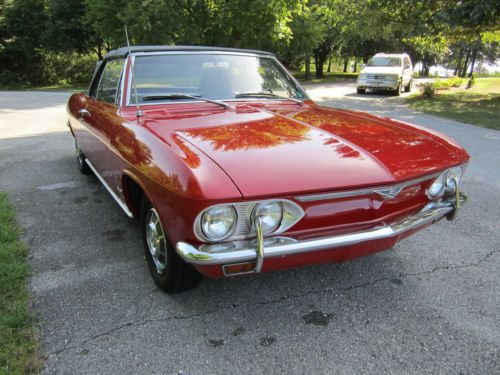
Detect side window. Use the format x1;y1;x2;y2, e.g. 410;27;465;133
404;57;411;68
95;59;124;105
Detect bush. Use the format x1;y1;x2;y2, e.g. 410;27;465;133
431;77;463;91
422;82;436;98
433;80;451;90
40;52;96;85
448;77;463;87
0;50;97;88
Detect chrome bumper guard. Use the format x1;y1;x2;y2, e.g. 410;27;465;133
176;196;465;272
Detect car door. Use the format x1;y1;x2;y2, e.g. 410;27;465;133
83;58;125;189
403;57;412;86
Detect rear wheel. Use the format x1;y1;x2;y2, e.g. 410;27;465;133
404;79;412;92
141;197;201;293
357;88;366;94
76;143;92;175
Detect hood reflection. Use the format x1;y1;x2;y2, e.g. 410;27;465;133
183;118;310;151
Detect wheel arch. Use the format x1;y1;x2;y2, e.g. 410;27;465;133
121;171;155;220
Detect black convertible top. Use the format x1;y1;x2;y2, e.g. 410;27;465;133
104;45;274;59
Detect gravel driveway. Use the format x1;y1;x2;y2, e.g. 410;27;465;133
0;83;498;375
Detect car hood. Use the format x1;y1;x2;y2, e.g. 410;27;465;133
361;66;402;75
143;103;466;198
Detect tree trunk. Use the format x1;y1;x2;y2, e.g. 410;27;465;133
327;57;332;73
421;60;430;76
468;49;478;77
305;55;311;80
316;56;325;78
454;49;464;76
461;49;471;77
353;60;358;73
343;58;348;73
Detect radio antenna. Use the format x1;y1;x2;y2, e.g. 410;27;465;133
125;26;143;118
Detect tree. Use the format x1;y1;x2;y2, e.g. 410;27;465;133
0;0;48;84
45;0;107;59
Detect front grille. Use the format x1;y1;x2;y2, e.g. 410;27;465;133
367;73;391;80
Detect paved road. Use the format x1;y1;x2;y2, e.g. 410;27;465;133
0;85;499;375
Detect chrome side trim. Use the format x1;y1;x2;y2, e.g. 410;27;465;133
176;202;458;267
295;173;441;202
85;159;134;218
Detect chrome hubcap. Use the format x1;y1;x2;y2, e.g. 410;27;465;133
145;208;167;274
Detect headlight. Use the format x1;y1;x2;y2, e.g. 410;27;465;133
427;165;466;200
358;73;366;80
253;201;284;234
389;74;399;80
201;205;237;241
427;173;446;198
195;199;304;242
445;166;464;194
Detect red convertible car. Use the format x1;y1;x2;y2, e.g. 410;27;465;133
67;46;469;293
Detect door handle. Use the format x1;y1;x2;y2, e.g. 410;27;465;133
79;109;91;118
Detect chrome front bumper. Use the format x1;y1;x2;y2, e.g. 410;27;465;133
176;198;464;271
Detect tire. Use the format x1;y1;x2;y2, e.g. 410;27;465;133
76;143;92;175
393;81;402;96
357;88;366;94
140;196;201;293
404;79;412;92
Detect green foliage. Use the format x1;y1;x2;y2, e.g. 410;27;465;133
433;77;464;90
422;82;436;98
0;0;499;86
40;52;96;85
0;193;43;374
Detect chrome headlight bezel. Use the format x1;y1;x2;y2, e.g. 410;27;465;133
427;165;466;200
194;199;304;243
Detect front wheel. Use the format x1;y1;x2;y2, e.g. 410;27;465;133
393;81;403;96
357;88;366;94
141;197;201;293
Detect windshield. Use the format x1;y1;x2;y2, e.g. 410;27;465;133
129;53;308;104
367;56;402;67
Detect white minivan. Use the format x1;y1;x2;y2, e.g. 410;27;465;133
356;53;413;95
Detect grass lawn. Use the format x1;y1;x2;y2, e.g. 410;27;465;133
0;193;43;374
406;77;500;130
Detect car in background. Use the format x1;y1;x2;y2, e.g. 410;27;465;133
357;53;413;95
67;46;468;293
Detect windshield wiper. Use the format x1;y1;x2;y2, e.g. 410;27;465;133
234;92;304;105
142;93;230;109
